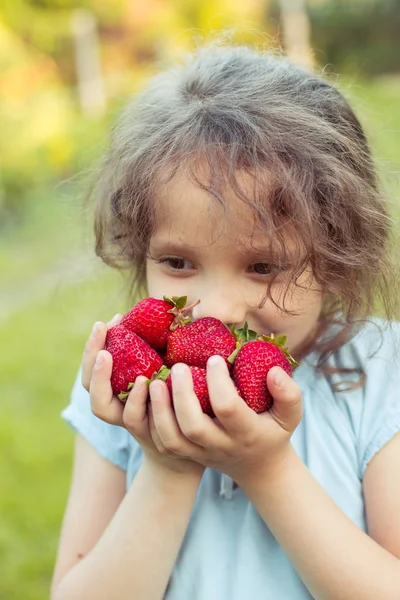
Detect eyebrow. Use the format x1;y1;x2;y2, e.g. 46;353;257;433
149;240;292;261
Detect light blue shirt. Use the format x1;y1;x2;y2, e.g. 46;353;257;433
62;317;400;599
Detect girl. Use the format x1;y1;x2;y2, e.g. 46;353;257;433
51;41;400;600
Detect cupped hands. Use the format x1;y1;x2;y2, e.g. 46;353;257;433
81;318;303;488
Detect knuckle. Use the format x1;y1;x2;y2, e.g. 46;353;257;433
215;401;236;419
241;435;255;452
122;409;136;432
287;389;302;405
182;424;205;443
83;336;92;354
162;438;181;454
156;442;170;455
91;403;107;422
296;402;304;420
84;336;97;356
81;375;90;392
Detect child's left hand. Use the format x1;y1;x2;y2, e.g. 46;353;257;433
147;355;303;487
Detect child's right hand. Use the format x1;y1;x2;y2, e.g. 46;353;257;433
81;317;205;479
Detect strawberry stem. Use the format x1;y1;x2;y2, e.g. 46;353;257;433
227;343;241;364
181;299;201;314
167;298;201;330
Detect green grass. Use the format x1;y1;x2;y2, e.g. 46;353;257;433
0;76;399;600
0;268;127;600
0;181;90;286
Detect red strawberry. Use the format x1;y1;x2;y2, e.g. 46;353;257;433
165;317;237;369
232;334;298;413
120;296;199;350
163;366;215;417
105;324;163;399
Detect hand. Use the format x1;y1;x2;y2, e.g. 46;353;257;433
147;355;303;487
81;317;205;480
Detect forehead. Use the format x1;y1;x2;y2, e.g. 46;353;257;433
151;167;279;251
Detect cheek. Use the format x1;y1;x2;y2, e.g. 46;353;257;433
145;261;167;297
145;262;197;301
274;270;324;313
258;280;323;339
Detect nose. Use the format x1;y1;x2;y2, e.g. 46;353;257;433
191;287;249;327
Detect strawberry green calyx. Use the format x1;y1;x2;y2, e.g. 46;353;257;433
118;382;134;401
154;365;171;382
227;321;259;364
164;295;188;311
234;321;258;344
257;333;299;368
118;365;172;400
143;365;172;389
164;296;201;330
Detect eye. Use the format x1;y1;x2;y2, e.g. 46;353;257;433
250;263;275;276
158;257;193;271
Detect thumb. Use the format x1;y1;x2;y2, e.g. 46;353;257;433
266;366;303;433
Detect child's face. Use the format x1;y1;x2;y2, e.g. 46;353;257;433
146;168;324;359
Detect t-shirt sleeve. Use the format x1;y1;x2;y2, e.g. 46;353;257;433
356;320;400;476
360;386;400;475
61;368;131;471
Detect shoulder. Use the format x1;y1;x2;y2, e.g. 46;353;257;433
331;317;400;385
298;318;400;477
350;317;400;360
332;317;400;475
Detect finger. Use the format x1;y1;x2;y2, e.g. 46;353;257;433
171;363;229;447
122;376;151;440
148;402;165;453
149;379;204;459
90;350;124;426
107;313;123;328
267;366;303;433
206;355;256;435
82;314;122;391
81;321;108;391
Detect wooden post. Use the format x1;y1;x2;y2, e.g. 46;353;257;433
278;0;314;70
71;9;106;116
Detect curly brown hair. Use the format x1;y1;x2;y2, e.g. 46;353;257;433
90;40;400;389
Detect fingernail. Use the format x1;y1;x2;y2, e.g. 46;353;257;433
109;313;122;326
92;322;101;336
134;377;144;390
273;367;287;388
208;355;223;367
172;363;187;377
95;352;104;368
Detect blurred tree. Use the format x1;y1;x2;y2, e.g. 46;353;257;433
3;0;397;229
0;16;74;222
70;9;106;116
278;0;314;68
309;0;400;75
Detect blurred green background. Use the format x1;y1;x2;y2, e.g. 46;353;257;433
0;1;399;598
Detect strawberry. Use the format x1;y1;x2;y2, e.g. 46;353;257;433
120;296;199;350
161;365;215;417
155;365;244;418
165;316;237;370
105;324;163;399
232;334;298;413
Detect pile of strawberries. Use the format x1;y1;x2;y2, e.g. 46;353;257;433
105;296;297;416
